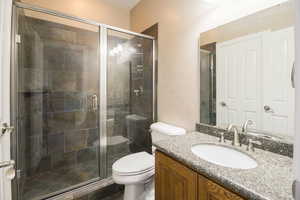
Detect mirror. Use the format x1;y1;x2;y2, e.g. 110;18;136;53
200;1;295;140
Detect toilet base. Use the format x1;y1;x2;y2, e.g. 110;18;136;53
123;179;154;200
124;184;144;200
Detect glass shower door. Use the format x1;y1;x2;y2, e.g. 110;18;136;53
106;30;154;176
15;8;101;200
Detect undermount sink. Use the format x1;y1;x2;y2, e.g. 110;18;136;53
191;144;257;169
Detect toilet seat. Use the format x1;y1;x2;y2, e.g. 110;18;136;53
113;167;154;185
114;166;155;176
112;152;154;176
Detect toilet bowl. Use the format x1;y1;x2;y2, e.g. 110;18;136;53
112;122;186;200
112;152;155;200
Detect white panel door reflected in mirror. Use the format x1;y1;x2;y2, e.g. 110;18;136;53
200;1;295;140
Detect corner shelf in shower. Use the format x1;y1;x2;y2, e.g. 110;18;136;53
20;90;50;97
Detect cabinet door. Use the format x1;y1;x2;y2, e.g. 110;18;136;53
155;151;197;200
198;174;245;200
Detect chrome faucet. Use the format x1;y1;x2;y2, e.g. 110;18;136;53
227;124;240;146
242;120;254;134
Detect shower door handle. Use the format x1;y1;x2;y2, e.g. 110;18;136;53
0;122;14;136
91;95;98;111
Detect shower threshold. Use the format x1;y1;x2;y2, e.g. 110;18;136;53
24;176;115;200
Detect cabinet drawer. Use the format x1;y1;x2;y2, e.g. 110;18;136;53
198;174;245;200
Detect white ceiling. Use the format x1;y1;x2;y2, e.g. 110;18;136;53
200;0;244;10
100;0;242;12
101;0;141;9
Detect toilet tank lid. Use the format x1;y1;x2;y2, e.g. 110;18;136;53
150;122;186;136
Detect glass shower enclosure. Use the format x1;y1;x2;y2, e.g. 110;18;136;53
11;2;155;200
200;45;216;126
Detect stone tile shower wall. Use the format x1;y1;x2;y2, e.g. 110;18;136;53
18;15;100;200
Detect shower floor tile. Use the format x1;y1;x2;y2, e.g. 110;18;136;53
22;161;99;200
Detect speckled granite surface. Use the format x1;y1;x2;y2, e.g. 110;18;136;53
153;132;294;200
196;123;293;157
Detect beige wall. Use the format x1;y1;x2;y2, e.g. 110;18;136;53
131;0;203;130
201;1;295;46
21;0;130;29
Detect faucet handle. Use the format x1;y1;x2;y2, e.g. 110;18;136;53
247;139;262;152
218;132;226;143
227;124;241;146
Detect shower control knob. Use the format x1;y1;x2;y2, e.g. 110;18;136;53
134;89;140;96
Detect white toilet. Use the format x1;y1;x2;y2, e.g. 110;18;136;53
112;122;186;200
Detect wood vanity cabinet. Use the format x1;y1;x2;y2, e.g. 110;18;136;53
198;175;245;200
155;150;198;200
155;151;246;200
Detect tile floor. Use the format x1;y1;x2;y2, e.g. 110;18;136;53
21;140;129;200
102;192;123;200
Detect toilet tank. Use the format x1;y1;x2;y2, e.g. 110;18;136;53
150;122;186;145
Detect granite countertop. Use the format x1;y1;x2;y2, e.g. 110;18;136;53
153;132;294;200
